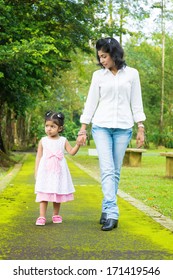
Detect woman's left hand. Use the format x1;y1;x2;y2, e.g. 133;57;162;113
136;128;145;148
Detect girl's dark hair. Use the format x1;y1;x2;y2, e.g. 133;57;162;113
96;37;126;70
45;110;65;132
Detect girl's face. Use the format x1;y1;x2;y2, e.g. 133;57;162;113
45;120;62;138
98;50;115;70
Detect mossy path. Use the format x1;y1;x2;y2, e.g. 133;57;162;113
0;153;173;260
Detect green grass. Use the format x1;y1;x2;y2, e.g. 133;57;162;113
69;141;173;220
0;152;25;179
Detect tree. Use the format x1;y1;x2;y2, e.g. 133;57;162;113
125;31;173;147
150;0;173;144
95;0;150;44
0;0;101;152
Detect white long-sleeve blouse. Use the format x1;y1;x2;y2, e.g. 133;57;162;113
80;66;146;128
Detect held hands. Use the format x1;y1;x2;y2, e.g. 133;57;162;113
76;130;87;146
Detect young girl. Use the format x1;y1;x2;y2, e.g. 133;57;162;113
35;110;81;226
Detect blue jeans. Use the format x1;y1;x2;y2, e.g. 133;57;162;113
92;124;132;220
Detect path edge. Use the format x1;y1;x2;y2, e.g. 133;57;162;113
67;156;173;232
0;153;28;193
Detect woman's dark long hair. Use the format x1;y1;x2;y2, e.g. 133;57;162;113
96;37;126;70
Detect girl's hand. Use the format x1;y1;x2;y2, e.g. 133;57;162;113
77;129;87;146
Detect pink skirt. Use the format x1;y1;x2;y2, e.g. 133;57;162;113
36;192;74;203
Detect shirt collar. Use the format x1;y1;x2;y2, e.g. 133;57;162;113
103;66;127;75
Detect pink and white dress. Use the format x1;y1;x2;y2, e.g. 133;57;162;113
35;136;75;203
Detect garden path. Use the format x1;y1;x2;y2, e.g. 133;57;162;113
0;153;173;260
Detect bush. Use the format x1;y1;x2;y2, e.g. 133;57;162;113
147;131;173;148
62;121;79;141
164;132;173;148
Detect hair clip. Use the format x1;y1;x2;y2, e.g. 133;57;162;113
107;38;111;43
57;113;63;119
45;110;52;117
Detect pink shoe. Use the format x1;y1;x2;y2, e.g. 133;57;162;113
52;215;62;224
36;217;46;226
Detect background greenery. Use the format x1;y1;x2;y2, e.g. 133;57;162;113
0;0;173;158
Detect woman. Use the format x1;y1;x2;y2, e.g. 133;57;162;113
78;37;146;231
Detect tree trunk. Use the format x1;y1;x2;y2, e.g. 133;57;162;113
0;103;6;153
5;109;14;150
119;0;124;45
0;128;6;153
108;0;114;37
159;0;165;144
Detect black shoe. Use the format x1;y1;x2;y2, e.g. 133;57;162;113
99;213;107;224
101;219;118;231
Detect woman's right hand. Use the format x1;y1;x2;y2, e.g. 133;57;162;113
77;134;87;146
77;125;87;146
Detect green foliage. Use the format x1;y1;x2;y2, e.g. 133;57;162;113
28;50;98;143
95;0;150;40
148;132;173;148
125;34;173;147
63;121;79;141
0;0;103;150
0;0;101;114
0;0;173;151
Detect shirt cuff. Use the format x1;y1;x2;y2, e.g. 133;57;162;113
134;112;146;123
80;114;91;125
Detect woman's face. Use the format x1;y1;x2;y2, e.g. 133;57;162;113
98;49;115;69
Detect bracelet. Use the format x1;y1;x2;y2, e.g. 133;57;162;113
138;124;144;128
78;130;87;136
